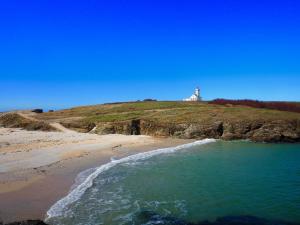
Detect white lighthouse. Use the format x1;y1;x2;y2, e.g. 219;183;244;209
183;87;202;101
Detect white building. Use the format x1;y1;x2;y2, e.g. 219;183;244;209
183;87;202;101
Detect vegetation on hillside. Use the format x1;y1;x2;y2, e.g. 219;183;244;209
5;101;300;142
210;99;300;113
0;113;57;131
35;101;300;125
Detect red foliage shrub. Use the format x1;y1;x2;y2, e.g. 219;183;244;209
209;99;300;113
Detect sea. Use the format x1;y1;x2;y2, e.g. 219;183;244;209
46;139;300;225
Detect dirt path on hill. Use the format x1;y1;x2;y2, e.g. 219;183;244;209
17;112;74;133
49;122;76;133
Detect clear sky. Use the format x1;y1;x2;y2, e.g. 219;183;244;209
1;0;300;111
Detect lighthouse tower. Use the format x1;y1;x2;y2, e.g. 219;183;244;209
183;87;202;101
195;87;200;99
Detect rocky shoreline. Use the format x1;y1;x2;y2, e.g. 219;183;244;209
3;214;300;225
91;119;300;143
0;221;47;225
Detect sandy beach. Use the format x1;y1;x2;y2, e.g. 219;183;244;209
0;127;191;223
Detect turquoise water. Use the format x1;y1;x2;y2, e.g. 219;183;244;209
47;141;300;225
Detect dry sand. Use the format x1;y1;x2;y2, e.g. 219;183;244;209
0;127;191;223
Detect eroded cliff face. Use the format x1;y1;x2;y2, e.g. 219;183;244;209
93;119;300;143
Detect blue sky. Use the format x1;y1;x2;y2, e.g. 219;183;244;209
1;0;300;111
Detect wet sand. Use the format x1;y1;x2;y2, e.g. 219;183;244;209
0;128;191;223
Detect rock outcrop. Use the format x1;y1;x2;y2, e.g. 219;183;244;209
93;119;300;143
138;212;300;225
1;220;47;225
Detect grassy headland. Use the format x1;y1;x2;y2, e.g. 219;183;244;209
33;101;300;142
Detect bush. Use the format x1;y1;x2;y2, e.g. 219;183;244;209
143;99;157;102
32;109;43;113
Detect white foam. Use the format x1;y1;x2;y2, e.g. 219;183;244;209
45;138;216;220
70;167;97;191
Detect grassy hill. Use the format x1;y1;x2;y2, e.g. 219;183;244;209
35;101;299;123
33;101;300;142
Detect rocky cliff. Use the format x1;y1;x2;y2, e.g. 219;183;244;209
93;119;300;143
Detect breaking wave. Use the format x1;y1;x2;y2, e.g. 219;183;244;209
46;138;216;220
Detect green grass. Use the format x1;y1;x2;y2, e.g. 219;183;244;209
36;101;300;126
85;111;145;122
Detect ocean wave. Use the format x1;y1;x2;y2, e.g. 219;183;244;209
70;167;97;191
45;138;216;220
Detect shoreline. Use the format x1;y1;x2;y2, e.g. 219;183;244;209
46;138;216;220
0;128;193;223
